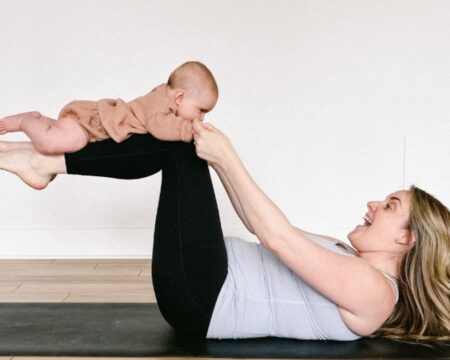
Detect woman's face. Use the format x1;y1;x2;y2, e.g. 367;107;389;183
348;190;413;252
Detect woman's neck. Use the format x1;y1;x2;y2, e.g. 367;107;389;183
357;251;402;278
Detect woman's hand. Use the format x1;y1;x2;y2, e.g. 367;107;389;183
192;120;235;168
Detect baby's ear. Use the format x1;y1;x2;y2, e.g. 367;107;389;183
174;90;185;104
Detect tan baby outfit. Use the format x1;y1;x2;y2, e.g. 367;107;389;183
58;84;192;143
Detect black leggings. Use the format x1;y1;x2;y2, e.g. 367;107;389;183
65;135;228;338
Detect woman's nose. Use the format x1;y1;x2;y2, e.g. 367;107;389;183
367;201;378;211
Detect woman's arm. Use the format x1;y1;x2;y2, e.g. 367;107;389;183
212;164;255;234
193;121;396;333
193;121;291;247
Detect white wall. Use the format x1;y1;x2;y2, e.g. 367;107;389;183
0;0;448;258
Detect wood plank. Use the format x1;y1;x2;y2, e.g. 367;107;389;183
95;262;150;270
0;283;21;293
0;262;95;270
53;259;151;265
0;268;142;276
64;292;156;303
140;268;151;276
14;283;153;294
0;293;68;302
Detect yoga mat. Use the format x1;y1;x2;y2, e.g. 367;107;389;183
0;303;447;358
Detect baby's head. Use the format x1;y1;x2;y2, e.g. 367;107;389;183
167;61;218;121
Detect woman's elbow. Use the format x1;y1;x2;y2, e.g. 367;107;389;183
257;227;295;252
245;223;256;235
257;232;284;252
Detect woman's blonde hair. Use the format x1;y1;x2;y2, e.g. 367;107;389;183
375;185;450;342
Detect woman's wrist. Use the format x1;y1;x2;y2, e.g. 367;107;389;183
215;144;239;173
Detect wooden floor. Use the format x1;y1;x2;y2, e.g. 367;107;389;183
0;259;155;303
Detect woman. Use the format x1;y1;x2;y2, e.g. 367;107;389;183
0;120;448;341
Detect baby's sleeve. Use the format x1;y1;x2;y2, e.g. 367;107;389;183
145;112;193;142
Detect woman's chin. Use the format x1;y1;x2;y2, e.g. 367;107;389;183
347;230;354;242
347;224;366;243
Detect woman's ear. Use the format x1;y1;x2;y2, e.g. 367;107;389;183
396;230;416;248
174;90;185;105
408;230;416;247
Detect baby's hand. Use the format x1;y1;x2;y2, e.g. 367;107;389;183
180;120;193;143
192;120;234;166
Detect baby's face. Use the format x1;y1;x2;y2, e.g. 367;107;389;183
176;90;217;122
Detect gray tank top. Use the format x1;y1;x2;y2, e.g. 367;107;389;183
207;234;398;340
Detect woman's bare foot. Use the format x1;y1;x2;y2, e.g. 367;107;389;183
0;148;55;189
0;111;41;134
0;141;35;152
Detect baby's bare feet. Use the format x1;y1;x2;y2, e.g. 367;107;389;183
0;148;54;189
0;111;41;134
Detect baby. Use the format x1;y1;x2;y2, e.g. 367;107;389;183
0;61;218;155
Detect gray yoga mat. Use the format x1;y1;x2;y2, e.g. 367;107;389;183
0;303;448;358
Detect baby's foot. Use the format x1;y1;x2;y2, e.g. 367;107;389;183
0;141;35;152
0;111;41;134
0;149;54;189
